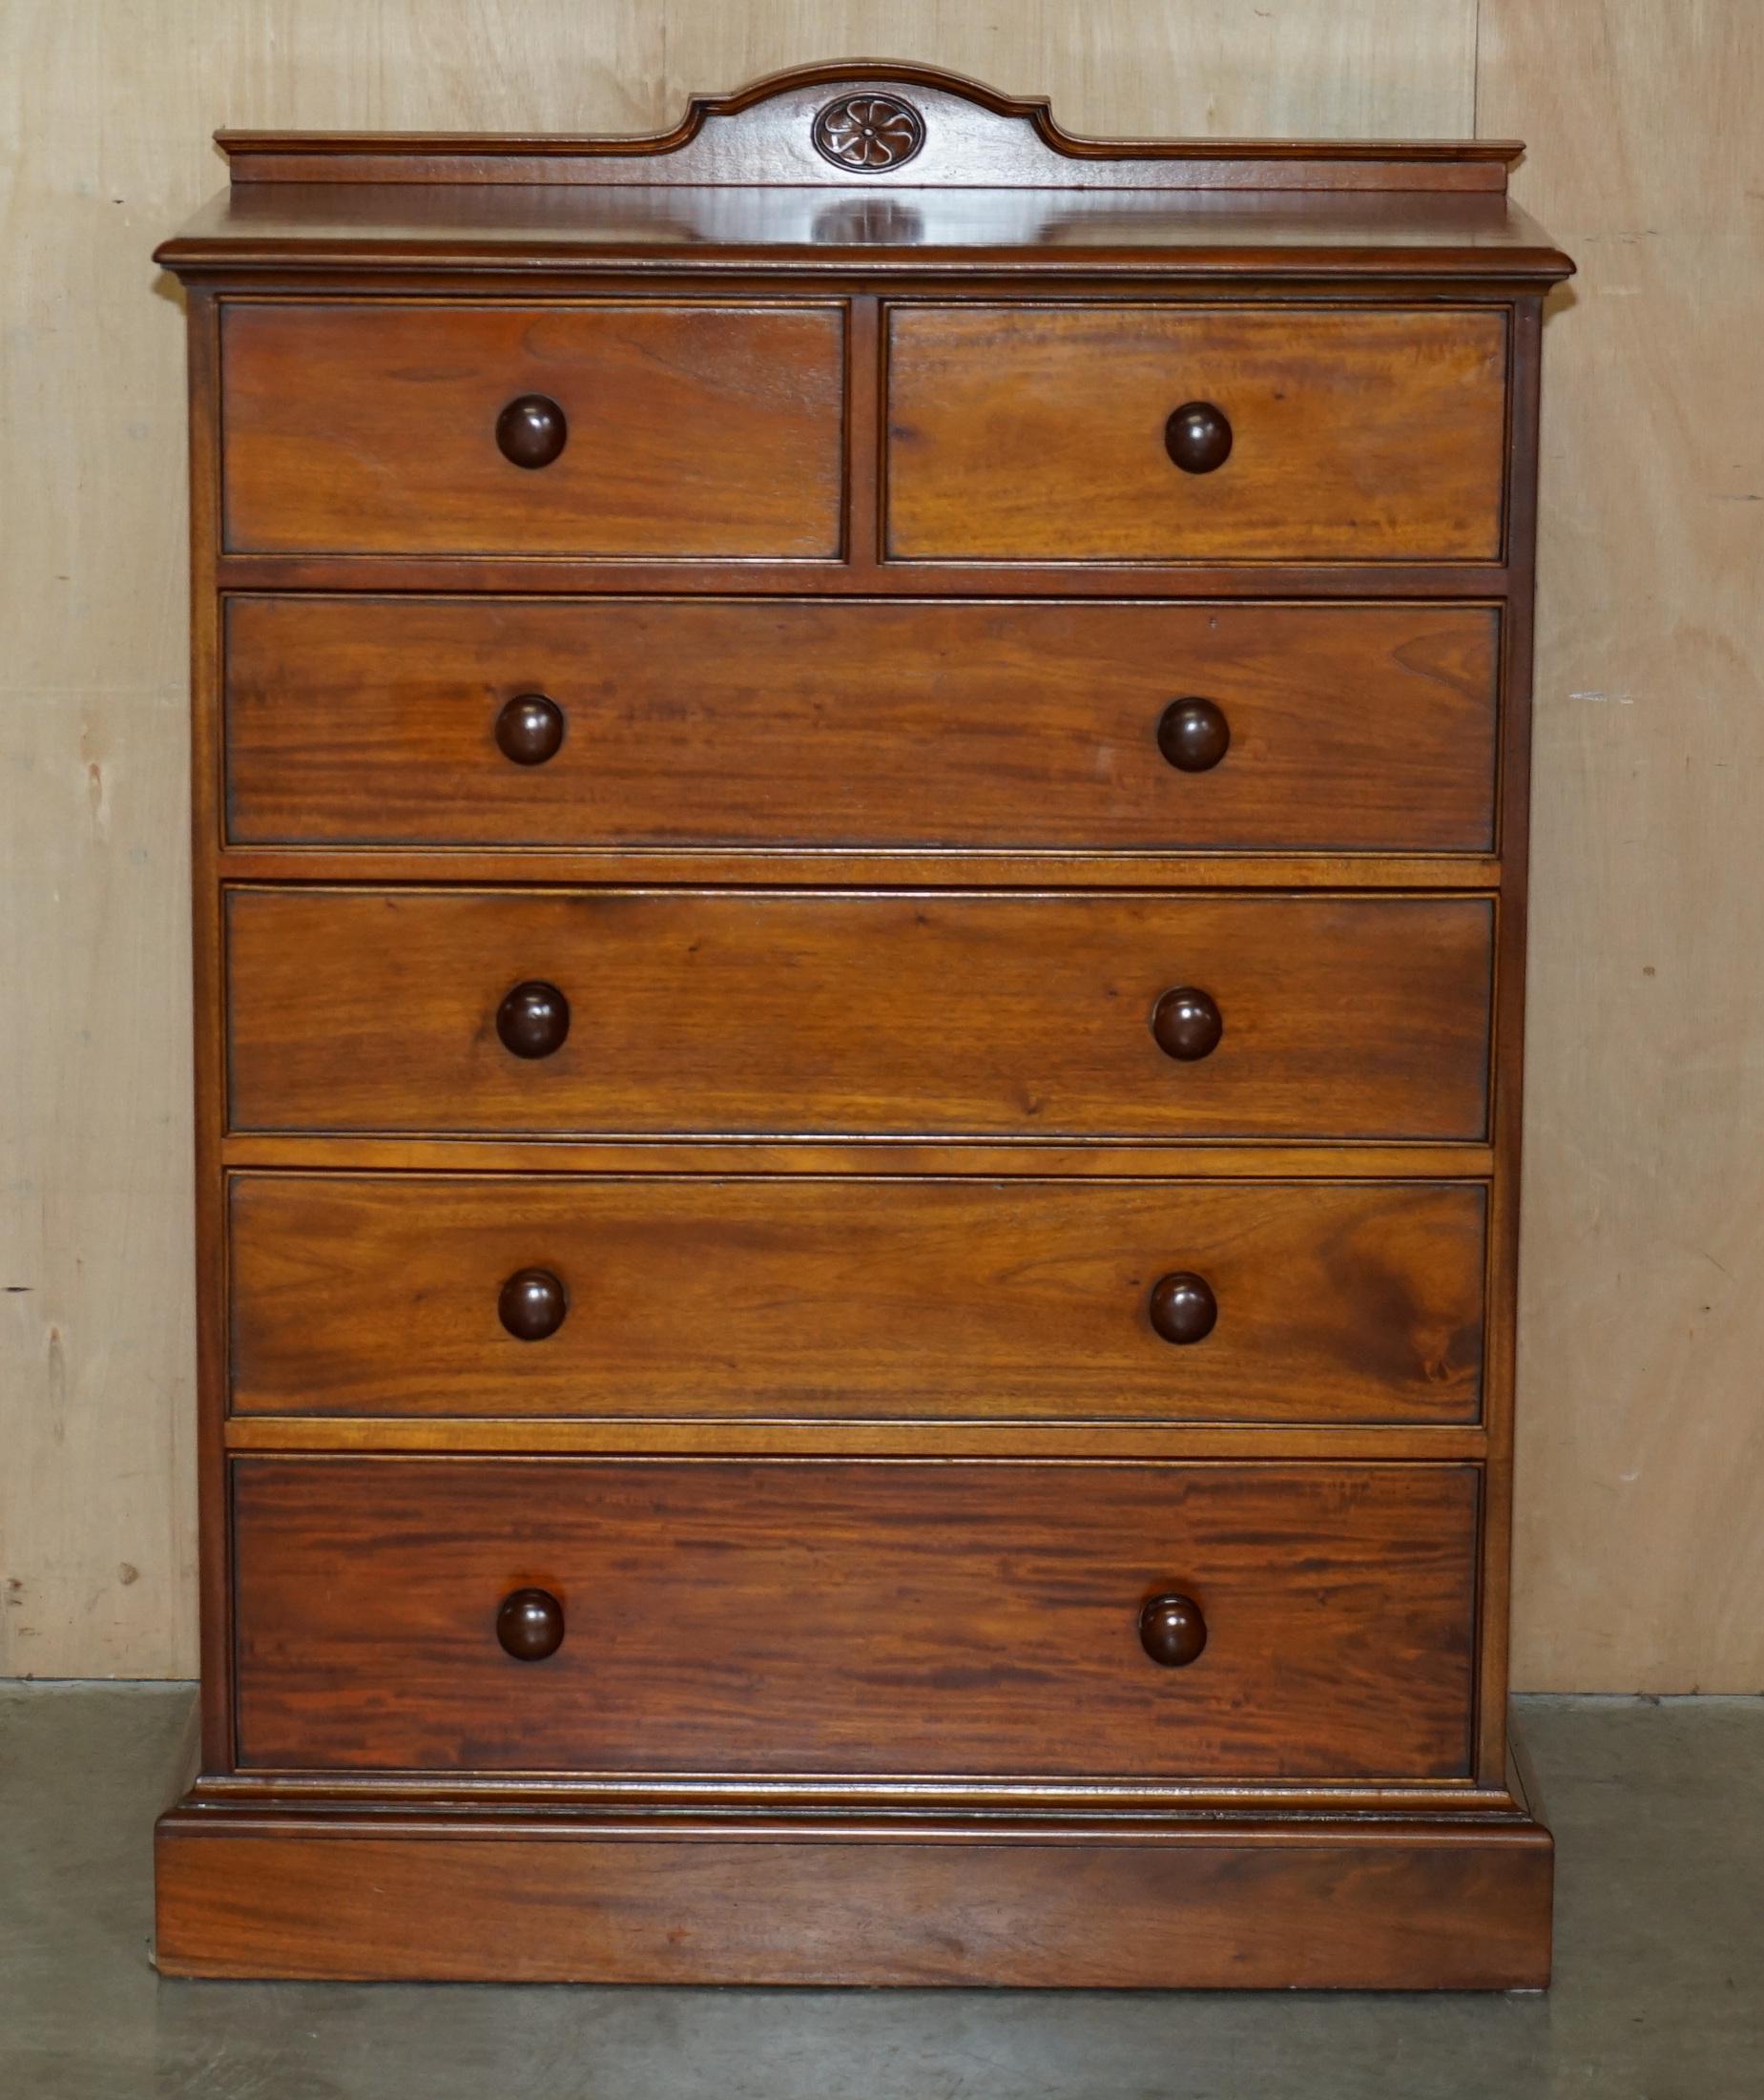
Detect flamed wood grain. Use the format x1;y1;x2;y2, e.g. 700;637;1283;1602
227;1174;1487;1424
222;596;1501;853
135;47;1570;1986
223;888;1495;1140
230;1457;1478;1779
153;1817;1553;1987
219;301;845;557
886;304;1508;561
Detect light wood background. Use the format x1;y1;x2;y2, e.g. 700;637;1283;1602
2;2;1756;1689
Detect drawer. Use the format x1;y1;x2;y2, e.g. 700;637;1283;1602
231;1458;1479;1778
229;1175;1485;1424
886;305;1507;562
223;596;1499;853
218;302;845;557
223;889;1494;1140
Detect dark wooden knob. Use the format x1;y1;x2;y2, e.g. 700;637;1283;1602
499;1267;568;1341
495;694;565;766
495;393;568;469
1165;401;1233;474
496;981;570;1060
497;1587;565;1661
1149;1271;1217;1345
1152;987;1222;1062
1157;698;1231;773
1139;1592;1208;1668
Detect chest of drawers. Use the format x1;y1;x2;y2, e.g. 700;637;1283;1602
153;62;1572;1988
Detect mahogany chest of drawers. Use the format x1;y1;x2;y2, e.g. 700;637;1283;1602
153;62;1573;1988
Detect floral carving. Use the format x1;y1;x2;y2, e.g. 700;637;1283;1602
812;94;925;173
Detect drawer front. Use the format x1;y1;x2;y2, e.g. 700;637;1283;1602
223;596;1499;853
229;1175;1485;1424
887;306;1507;562
232;1458;1478;1778
224;889;1493;1140
219;302;845;557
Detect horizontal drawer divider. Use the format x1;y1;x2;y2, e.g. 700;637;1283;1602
221;1419;1489;1459
207;556;1521;596
218;1136;1499;1176
213;851;1506;890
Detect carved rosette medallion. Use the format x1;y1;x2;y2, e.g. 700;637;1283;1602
811;94;926;173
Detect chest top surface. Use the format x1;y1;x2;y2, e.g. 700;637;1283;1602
155;58;1572;285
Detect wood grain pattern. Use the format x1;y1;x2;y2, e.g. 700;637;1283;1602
230;1457;1479;1778
154;1813;1553;1987
219;301;846;557
34;0;1747;1746
222;888;1495;1140
1479;1;1764;1695
215;1134;1499;1179
0;0;1517;1690
226;1174;1487;1424
126;29;1584;1986
886;305;1508;562
221;596;1501;852
162;183;1570;284
222;1418;1489;1460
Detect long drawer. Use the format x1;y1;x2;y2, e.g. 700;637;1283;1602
218;301;846;557
231;1458;1480;1778
228;1174;1485;1424
223;889;1495;1140
886;304;1508;562
221;596;1500;852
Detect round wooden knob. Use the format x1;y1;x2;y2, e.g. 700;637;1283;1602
499;1267;568;1341
1152;987;1222;1062
1157;698;1231;774
1165;401;1232;474
496;981;570;1060
1149;1271;1217;1345
495;393;568;469
495;694;565;766
497;1587;565;1661
1139;1592;1208;1668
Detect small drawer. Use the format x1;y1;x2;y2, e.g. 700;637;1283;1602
222;888;1494;1141
218;301;845;557
886;305;1507;562
222;595;1499;853
232;1457;1479;1778
228;1174;1486;1424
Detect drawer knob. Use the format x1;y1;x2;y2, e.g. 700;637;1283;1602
496;981;571;1060
1152;986;1222;1062
1139;1592;1208;1668
1157;697;1231;774
496;393;568;469
497;1587;565;1661
1165;401;1232;474
499;1266;568;1341
1149;1271;1217;1345
495;694;565;767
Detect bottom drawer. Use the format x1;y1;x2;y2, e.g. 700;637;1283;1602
233;1459;1477;1781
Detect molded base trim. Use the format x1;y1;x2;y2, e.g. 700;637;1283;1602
155;1799;1552;1988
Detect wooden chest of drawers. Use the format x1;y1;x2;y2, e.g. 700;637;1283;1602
154;62;1572;1988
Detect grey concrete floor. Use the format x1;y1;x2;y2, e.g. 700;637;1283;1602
1;1688;1759;2099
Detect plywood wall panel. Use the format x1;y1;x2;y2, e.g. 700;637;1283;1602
0;0;1476;1681
1479;1;1764;1691
10;0;1758;1690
